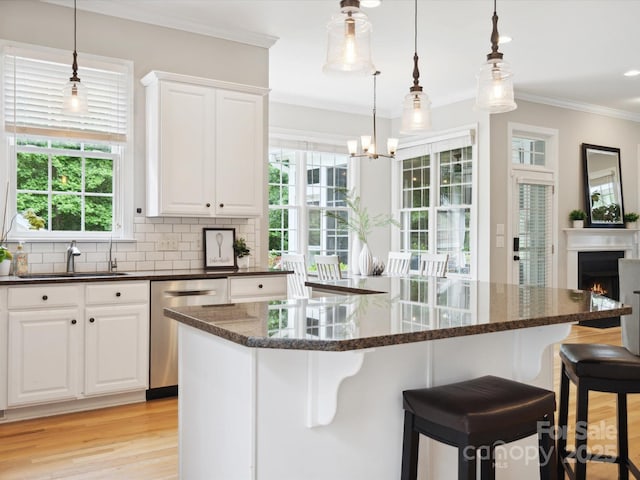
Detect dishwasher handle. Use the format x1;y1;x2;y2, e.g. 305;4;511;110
164;289;218;297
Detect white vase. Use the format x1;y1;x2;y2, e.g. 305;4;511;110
237;256;250;269
0;259;10;276
626;221;637;229
351;237;361;276
572;220;584;228
358;243;373;276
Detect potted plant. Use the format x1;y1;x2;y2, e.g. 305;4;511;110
233;237;251;268
326;190;399;276
624;212;639;229
569;209;587;228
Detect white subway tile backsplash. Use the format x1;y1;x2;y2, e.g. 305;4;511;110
6;217;259;273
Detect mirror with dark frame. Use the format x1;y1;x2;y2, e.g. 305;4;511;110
582;143;625;228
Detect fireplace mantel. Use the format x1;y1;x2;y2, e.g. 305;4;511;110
564;228;639;288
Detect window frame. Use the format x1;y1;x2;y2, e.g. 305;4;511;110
0;40;134;242
392;127;477;279
268;129;358;271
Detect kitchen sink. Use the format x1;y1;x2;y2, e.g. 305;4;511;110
18;272;129;279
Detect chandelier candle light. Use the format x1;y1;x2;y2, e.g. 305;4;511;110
475;0;517;113
348;71;398;159
400;0;431;134
324;0;375;74
62;0;88;114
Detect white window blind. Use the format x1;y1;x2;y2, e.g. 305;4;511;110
3;45;128;142
518;183;552;287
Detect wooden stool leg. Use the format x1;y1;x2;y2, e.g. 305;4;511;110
401;411;419;480
538;413;557;479
479;445;495;480
574;384;589;480
557;363;570;480
617;393;629;480
458;446;477;480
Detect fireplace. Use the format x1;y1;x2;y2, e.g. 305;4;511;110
577;250;624;327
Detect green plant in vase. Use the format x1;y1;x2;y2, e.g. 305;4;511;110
233;237;251;268
569;209;587;227
624;212;639;228
326;189;399;276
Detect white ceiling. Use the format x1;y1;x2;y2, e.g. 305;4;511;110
52;0;640;119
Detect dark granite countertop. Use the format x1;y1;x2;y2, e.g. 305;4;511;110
165;276;632;351
0;267;288;286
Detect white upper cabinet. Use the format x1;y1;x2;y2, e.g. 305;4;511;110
142;71;267;218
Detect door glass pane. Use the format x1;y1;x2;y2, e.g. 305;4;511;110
518;184;551;286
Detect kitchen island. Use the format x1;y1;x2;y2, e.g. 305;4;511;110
165;276;631;480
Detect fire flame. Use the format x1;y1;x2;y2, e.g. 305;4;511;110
590;283;607;295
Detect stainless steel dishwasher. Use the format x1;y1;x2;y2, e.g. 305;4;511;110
148;278;228;399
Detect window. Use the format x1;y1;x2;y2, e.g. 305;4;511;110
268;146;350;270
397;136;474;277
1;42;132;239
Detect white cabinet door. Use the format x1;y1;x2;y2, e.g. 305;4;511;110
84;303;149;396
143;71;266;218
7;308;82;406
215;89;264;217
148;80;216;217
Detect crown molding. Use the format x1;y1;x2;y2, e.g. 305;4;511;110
516;92;640;123
41;0;278;49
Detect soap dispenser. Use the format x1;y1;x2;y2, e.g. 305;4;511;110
14;242;28;276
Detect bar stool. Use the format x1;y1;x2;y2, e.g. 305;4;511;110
557;343;640;479
402;375;556;480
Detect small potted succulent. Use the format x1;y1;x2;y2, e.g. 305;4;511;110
569;209;587;228
624;212;639;229
233;237;251;269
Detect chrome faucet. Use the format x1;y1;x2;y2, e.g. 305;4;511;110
108;237;117;272
66;240;81;273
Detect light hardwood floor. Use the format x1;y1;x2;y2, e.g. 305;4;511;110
0;326;637;479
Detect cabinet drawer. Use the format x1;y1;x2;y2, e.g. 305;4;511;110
8;285;82;309
229;275;287;300
86;281;149;305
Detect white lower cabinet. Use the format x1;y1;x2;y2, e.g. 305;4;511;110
6;281;149;409
85;303;149;395
8;307;82;406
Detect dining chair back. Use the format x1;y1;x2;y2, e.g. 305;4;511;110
418;253;448;277
280;253;309;298
386;251;412;276
315;255;342;280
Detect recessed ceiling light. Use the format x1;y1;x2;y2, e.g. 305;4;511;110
360;0;382;7
624;70;640;77
499;35;512;44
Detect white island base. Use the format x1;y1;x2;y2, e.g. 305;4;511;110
178;322;571;480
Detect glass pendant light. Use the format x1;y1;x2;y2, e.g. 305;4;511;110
323;0;375;75
475;0;516;113
400;0;431;134
348;71;398;159
62;0;88;115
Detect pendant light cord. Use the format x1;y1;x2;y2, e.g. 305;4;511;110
410;0;422;91
372;71;379;149
70;0;80;82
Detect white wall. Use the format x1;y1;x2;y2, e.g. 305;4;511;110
1;1;269;270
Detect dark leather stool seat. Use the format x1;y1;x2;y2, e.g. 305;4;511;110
558;343;640;479
401;375;556;480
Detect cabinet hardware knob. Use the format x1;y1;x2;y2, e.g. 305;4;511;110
42;295;48;301
206;203;211;207
116;292;121;297
258;284;263;289
89;317;95;323
71;319;77;325
219;203;224;208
